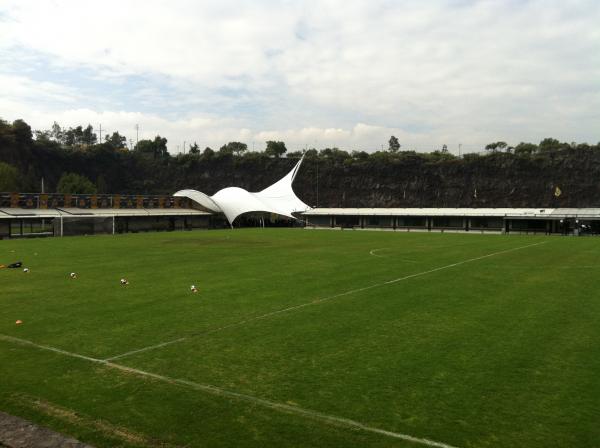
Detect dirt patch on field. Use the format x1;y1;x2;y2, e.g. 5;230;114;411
0;410;92;448
9;394;181;448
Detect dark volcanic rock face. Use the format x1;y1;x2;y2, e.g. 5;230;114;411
3;134;599;208
291;151;600;208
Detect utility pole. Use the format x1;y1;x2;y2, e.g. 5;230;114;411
99;123;103;143
316;157;319;208
183;141;186;154
459;143;462;157
135;124;139;146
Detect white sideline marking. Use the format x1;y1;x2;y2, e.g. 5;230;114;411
0;334;102;363
0;334;459;448
106;241;547;361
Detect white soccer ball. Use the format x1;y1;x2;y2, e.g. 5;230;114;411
70;272;77;278
23;268;29;273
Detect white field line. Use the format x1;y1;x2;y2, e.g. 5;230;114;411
370;247;418;263
382;241;546;286
369;247;388;257
104;337;186;361
0;333;459;448
106;241;547;362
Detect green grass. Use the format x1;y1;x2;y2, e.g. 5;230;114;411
1;229;599;447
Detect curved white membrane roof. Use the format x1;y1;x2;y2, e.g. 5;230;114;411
174;156;311;225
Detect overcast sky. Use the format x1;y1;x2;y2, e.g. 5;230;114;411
1;0;598;153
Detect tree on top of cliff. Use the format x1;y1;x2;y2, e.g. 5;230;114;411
388;136;400;152
219;141;247;155
135;136;168;159
265;141;287;158
539;138;567;152
105;131;127;150
485;141;508;152
514;142;538;155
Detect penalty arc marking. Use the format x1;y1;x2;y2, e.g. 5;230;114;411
369;247;389;257
369;247;418;262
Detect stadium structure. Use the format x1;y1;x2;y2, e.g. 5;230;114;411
2;156;600;237
173;155;311;226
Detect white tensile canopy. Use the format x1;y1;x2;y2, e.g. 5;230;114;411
174;156;311;225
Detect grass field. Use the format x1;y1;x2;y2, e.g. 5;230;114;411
1;229;599;447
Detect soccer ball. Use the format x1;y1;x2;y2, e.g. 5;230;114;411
190;285;198;293
23;268;29;273
70;272;77;279
120;278;129;285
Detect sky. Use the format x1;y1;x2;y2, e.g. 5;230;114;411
0;0;599;154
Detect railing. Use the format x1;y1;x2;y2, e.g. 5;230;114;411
0;193;192;210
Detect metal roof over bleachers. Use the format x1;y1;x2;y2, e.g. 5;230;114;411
302;208;600;219
0;208;210;219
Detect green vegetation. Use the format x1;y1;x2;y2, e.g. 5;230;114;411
56;172;97;194
265;140;287;157
1;229;599;447
2;118;600;209
0;161;19;191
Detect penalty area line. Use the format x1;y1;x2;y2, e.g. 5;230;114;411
0;333;460;448
106;241;547;361
104;337;186;362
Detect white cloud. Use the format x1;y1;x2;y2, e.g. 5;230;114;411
0;74;78;104
0;0;599;150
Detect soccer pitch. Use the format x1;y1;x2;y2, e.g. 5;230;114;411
1;229;599;447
